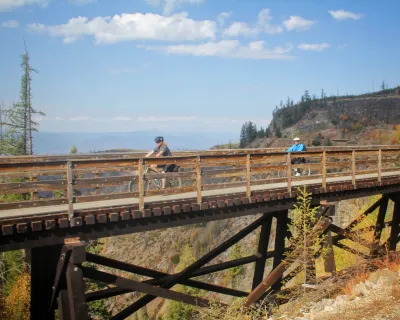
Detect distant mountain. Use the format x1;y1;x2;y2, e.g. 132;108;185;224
32;131;238;155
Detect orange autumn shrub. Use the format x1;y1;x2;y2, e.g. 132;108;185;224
3;273;30;320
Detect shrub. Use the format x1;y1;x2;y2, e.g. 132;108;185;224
170;254;180;265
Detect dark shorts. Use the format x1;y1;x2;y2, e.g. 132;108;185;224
291;157;306;165
158;164;177;173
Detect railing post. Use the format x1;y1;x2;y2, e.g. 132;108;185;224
196;156;202;204
378;149;382;185
351;150;356;187
322;151;326;189
138;158;144;211
95;172;100;194
287;153;291;193
31;176;39;201
246;154;251;199
66;161;74;219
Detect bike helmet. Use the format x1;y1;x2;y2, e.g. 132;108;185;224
294;137;300;141
154;136;164;143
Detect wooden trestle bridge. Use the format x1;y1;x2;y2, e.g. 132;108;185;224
1;146;400;319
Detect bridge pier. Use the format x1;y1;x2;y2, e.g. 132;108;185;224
30;244;62;320
251;213;273;290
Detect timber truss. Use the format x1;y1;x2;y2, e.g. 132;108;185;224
31;193;400;320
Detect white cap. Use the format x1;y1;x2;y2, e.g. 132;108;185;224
294;137;300;141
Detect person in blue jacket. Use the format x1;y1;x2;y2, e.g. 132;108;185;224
286;137;307;176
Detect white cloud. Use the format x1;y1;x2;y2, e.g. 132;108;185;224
283;16;315;31
146;0;205;16
55;117;64;121
222;22;259;37
337;44;348;49
257;8;284;34
0;0;48;12
1;20;20;28
141;40;294;60
138;116;197;122
32;115;44;122
28;12;216;44
222;8;283;37
329;10;362;20
114;116;132;121
68;0;96;5
217;11;232;26
298;43;330;52
70;116;91;121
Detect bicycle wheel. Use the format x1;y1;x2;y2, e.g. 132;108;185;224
154;179;162;190
128;181;134;192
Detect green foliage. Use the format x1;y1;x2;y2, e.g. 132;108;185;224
227;243;245;286
275;126;282;138
239;121;258;148
325;137;333;146
166;244;200;320
2;273;30;320
198;298;268;320
0;47;44;156
170;254;180;265
285;187;328;287
84;240;112;319
0;251;24;296
70;145;78;154
166;301;199;320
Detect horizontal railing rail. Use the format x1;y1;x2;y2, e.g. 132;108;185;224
1;147;400;219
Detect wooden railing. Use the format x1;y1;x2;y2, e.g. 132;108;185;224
1;147;400;218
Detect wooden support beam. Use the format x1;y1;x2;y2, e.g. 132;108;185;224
31;244;63;320
57;290;71;320
252;214;273;290
82;267;212;308
65;244;88;320
271;211;288;292
372;196;389;254
389;201;400;251
329;224;373;250
49;246;74;311
86;276;247;303
345;196;384;231
245;216;331;308
111;214;270;319
323;230;336;274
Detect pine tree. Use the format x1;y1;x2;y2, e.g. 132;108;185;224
7;46;44;155
285;187;329;288
70;145;78;154
239;124;246;148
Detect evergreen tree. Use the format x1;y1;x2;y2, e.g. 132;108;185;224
70;145;78;154
239;124;246;148
275;126;282;138
7;46;44;155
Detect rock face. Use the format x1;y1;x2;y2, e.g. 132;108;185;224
251;95;400;148
286;268;400;320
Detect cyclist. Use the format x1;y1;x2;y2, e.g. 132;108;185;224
145;136;175;189
286;137;307;176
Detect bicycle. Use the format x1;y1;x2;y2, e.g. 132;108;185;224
128;165;182;192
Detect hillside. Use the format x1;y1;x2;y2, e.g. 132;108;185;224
247;87;400;149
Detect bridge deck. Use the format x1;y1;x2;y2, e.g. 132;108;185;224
1;171;398;220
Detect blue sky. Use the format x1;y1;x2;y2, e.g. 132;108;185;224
0;0;399;134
